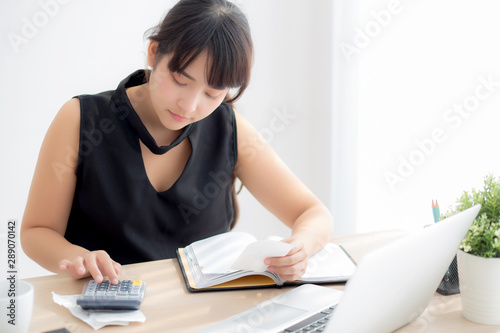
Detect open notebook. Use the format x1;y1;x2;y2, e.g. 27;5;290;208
176;231;356;291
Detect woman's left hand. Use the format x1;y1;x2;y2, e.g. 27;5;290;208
264;238;309;281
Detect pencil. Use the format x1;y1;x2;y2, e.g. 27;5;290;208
432;200;440;223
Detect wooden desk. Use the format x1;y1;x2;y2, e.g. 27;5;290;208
27;231;500;333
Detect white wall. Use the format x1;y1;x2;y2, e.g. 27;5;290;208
0;0;333;278
354;0;500;232
331;0;359;236
233;0;333;239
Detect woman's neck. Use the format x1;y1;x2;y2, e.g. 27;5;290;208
126;83;182;146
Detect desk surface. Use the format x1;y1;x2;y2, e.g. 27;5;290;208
27;231;500;333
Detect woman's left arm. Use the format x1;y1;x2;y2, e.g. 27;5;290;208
234;110;333;281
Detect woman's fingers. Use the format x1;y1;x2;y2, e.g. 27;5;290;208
265;239;309;281
58;257;87;279
58;251;121;284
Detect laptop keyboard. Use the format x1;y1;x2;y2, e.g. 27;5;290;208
281;305;336;333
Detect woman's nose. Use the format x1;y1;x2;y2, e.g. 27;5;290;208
177;90;199;114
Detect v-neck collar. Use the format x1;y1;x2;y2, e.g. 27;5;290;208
112;70;194;155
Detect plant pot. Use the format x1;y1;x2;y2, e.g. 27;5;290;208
457;249;500;325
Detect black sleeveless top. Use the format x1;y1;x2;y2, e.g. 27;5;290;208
64;70;237;264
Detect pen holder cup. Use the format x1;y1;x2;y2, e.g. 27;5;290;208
436;255;459;295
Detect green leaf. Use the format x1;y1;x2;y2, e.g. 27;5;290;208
450;174;500;258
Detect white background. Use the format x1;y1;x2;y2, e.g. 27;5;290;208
0;0;499;279
356;0;500;232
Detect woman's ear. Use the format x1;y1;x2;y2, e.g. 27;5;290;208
147;41;159;68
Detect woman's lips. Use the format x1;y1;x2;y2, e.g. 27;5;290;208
168;110;190;122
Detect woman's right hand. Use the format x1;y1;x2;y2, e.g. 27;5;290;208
58;250;121;284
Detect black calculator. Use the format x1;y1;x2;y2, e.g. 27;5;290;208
76;280;146;310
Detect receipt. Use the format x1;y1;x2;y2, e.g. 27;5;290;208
52;292;146;330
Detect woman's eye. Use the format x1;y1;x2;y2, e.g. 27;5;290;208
172;74;186;86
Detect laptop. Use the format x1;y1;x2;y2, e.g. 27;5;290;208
198;205;480;333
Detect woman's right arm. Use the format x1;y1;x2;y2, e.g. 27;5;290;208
20;98;120;283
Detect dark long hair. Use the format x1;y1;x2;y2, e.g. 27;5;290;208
146;0;253;228
146;0;253;104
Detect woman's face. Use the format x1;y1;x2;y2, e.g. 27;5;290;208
147;46;230;132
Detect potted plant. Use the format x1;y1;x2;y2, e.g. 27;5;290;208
443;174;500;325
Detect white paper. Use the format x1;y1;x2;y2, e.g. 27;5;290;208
191;232;257;274
302;243;356;280
230;240;294;272
52;292;146;330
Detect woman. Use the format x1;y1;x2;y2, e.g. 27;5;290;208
21;0;332;285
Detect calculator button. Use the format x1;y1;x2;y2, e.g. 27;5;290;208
95;292;107;299
116;292;131;300
77;279;146;310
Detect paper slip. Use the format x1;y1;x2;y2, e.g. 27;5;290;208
52;292;146;330
231;240;293;272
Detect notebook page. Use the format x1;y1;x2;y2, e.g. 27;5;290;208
230;240;294;272
189;232;257;274
302;243;356;280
